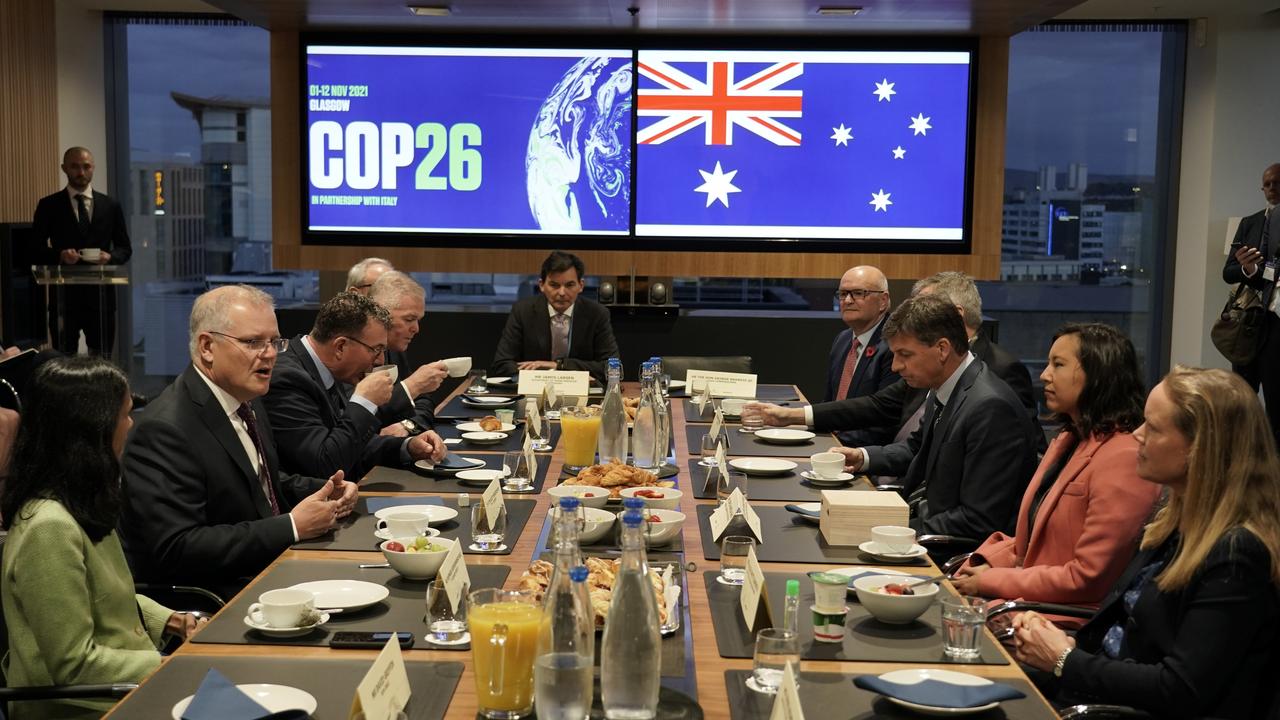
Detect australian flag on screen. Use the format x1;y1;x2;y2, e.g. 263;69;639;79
632;50;972;240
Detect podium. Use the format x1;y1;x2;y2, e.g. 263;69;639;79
31;264;129;357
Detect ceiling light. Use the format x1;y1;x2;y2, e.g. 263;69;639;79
407;5;451;16
816;7;863;16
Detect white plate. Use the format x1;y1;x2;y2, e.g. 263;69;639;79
374;526;441;541
456;421;517;433
172;684;318;719
415;457;486;474
455;468;508;485
875;668;999;716
461;431;507;444
800;470;855;485
243;610;330;637
859;541;929;563
462;395;515;406
669;380;686;390
372;504;458;526
486;376;513;384
754;428;817;444
729;457;798;476
788;502;822;524
288;580;390;612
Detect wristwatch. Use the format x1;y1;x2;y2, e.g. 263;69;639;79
1052;647;1073;677
400;419;417;434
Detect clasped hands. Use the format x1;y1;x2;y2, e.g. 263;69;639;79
290;470;359;539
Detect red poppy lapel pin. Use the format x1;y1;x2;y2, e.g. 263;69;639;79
864;344;877;359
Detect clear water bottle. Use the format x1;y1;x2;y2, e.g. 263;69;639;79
601;511;662;719
598;359;628;464
631;362;659;469
535;499;594;719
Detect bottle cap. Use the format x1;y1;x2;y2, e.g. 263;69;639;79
786;579;800;597
558;496;581;511
570;566;589;583
622;510;645;527
622;497;645;510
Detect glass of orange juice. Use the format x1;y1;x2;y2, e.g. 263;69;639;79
560;405;601;472
468;588;542;719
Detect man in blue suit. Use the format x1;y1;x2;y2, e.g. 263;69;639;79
824;265;900;446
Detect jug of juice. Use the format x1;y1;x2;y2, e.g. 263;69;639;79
560;405;601;472
468;588;543;719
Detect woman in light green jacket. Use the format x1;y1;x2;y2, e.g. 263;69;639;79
1;357;203;719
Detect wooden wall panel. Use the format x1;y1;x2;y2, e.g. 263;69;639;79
272;34;1008;280
0;0;59;223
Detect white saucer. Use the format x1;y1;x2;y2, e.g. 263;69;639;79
729;457;797;476
462;395;515;406
172;684;318;719
243;610;330;637
859;541;929;563
374;526;441;541
875;668;999;716
744;675;778;695
800;470;854;485
486;376;513;384
288;579;390;612
372;504;458;526
461;431;507;444
754;428;816;444
415;457;486;474
468;543;509;552
424;632;471;646
456;421;517;433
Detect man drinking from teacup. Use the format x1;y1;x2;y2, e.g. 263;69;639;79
367;270;450;437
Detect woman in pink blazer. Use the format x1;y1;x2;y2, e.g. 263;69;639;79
952;323;1162;616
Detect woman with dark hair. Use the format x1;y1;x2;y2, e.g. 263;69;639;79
1;357;202;719
1013;367;1280;718
952;323;1161;619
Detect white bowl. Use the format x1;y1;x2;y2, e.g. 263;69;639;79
548;484;611;509
619;486;683;510
851;574;940;624
550;506;616;544
380;537;452;580
621;508;685;546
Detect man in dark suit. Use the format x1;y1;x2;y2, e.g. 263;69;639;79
368;270;449;435
120;285;356;597
489;250;619;382
824;265;900;446
265;292;446;481
30;147;132;355
1221;163;1279;396
843;294;1038;539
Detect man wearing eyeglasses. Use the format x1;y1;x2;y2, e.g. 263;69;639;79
264;292;447;482
824;266;900;446
120;284;357;597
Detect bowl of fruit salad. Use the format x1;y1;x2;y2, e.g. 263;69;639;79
617;508;685;547
548;484;611;509
618;486;683;511
380;536;453;580
850;574;939;624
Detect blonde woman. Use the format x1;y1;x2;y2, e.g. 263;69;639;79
1012;367;1280;719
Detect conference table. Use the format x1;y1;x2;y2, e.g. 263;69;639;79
104;381;1060;719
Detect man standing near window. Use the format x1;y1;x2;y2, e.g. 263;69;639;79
489;250;619;382
1221;164;1279;395
31;147;132;356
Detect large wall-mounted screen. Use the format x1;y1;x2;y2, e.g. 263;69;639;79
301;39;976;253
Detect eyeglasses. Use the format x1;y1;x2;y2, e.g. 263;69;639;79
834;289;887;302
342;335;387;357
209;331;288;355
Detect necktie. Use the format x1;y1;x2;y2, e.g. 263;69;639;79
75;193;90;236
835;338;862;400
550;313;570;359
234;403;281;515
327;382;347;417
907;397;944;508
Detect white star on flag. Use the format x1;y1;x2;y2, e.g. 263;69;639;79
830;124;853;146
909;113;932;136
874;79;896;102
869;189;893;212
892;146;906;159
695;162;741;208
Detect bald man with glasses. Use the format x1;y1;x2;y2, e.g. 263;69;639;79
824;266;901;446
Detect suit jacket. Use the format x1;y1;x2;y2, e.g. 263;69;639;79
823;320;900;446
862;359;1039;539
120;365;324;594
1059;528;1279;719
489;295;619;382
375;348;437;431
2;499;170;720
1222;208;1269;288
970;432;1160;607
264;335;405;481
31;189;132;266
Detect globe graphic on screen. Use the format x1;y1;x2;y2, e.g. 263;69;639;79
526;57;632;232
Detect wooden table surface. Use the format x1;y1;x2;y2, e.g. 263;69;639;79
106;383;1058;719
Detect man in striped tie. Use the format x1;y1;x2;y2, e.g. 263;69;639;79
822;266;899;446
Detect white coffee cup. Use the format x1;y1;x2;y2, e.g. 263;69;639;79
79;248;102;262
248;588;314;628
810;451;845;480
443;356;472;377
371;364;399;383
719;397;748;416
376;510;432;537
871;525;917;553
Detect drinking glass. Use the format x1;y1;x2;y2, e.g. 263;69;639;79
940;595;987;659
501;451;532;492
716;470;749;503
698;431;724;467
528;413;553;452
689;381;709;415
750;628;800;694
469;370;489;395
424;577;469;644
468;588;542;719
471;501;508;551
560;405;601;472
739;404;765;434
720;535;755;585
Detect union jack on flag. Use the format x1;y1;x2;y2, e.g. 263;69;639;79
637;60;804;146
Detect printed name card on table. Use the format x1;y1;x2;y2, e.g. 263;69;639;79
522;433;537;476
438;538;470;613
518;370;590;397
710;407;724;439
769;661;805;720
348;635;411;720
716;441;729;480
482;477;506;529
739;494;764;544
708;494;732;542
739;545;773;632
684;370;758;399
525;398;541;433
691;380;709;416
